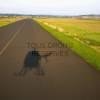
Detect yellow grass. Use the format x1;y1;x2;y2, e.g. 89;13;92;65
38;18;100;33
35;18;100;70
0;17;25;27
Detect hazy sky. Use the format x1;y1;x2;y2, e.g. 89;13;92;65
0;0;100;15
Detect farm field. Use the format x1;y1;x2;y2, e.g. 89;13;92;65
35;18;100;70
0;16;25;27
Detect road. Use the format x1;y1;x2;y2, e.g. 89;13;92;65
0;19;100;100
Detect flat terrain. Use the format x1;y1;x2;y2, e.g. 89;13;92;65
36;18;100;69
0;19;100;100
0;17;24;27
37;18;100;51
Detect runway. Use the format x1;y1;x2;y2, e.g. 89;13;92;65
0;19;100;100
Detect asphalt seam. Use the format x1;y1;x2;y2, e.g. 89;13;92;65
0;21;26;56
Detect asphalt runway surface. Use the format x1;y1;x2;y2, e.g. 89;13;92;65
0;19;100;100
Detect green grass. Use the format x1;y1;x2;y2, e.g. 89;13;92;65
36;19;100;70
36;18;100;52
0;17;24;27
0;21;11;27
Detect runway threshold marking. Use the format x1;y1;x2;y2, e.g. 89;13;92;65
0;21;26;56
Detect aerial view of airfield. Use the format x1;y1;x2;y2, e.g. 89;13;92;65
0;0;100;100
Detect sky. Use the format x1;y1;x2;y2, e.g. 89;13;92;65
0;0;100;15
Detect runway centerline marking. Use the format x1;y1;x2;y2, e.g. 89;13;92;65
0;21;26;56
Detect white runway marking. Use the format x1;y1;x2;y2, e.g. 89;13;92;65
0;21;26;56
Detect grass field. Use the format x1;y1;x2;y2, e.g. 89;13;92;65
35;18;100;70
0;16;25;27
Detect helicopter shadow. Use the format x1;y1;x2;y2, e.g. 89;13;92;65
14;49;52;76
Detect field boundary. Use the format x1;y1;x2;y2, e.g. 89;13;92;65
35;19;100;70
